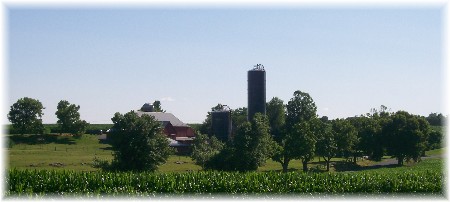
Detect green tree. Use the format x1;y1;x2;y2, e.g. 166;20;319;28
332;119;358;163
153;100;165;112
285;90;317;129
231;107;247;135
7;97;45;135
293;120;318;172
368;106;392;161
383;111;430;165
108;111;174;171
55;100;89;135
426;112;446;126
272;90;318;172
348;116;383;161
427;129;443;150
315;121;335;171
191;133;224;169
266;97;285;142
206;113;275;171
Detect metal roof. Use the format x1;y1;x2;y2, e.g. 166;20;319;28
136;111;187;127
167;138;189;147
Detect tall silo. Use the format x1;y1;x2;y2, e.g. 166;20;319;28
247;64;266;121
211;105;232;142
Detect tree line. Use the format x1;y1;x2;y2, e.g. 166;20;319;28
192;90;445;172
7;94;445;172
8;97;173;172
7;97;88;135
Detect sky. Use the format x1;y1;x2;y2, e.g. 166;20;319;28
5;5;445;124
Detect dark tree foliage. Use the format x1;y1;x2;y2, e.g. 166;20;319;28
204;141;236;171
191;134;224;169
231;107;247;135
8;97;45;135
348;116;383;161
293;120;318;172
55;100;89;135
332;119;358;162
427;129;443;150
199;104;224;136
272;90;318;172
285;90;317;130
320;116;329;123
205;113;275;171
383;111;430;165
426;113;447;126
266;97;286;142
108;111;174;171
153;100;165;112
315;121;335;171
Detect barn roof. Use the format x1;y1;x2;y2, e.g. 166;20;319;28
136;111;188;127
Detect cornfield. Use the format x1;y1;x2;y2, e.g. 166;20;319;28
6;169;443;197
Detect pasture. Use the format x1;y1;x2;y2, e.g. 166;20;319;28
5;132;445;173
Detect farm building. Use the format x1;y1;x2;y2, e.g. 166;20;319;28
136;103;195;154
135;110;195;141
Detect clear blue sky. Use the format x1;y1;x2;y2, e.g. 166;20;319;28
7;7;443;124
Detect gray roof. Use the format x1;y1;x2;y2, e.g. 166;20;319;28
136;111;187;127
167;138;189;147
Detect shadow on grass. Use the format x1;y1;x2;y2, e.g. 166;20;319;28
261;168;300;173
100;146;114;151
273;161;403;173
333;161;401;172
8;134;76;145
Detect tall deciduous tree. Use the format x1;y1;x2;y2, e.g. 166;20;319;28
332;119;358;162
191;133;224;169
315;120;336;171
109;111;174;171
55;100;88;135
272;90;318;172
384;111;430;165
266;97;286;142
8;97;45;135
293;120;318;172
285;90;317;129
348;114;389;161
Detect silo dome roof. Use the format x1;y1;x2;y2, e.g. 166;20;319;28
141;103;154;112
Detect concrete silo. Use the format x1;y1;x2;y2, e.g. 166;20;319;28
211;105;232;142
247;64;266;121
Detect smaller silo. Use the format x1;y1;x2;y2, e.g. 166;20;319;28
211;105;232;142
141;103;154;112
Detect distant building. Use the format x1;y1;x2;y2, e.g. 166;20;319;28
137;103;195;154
135;110;195;141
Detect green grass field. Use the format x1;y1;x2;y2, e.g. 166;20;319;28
5;132;445;173
7;134;113;171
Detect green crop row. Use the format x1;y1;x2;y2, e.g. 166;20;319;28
6;169;443;197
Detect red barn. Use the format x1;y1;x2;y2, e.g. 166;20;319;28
136;103;195;141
